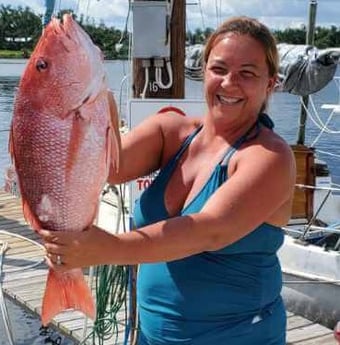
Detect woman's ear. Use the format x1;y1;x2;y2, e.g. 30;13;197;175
267;76;277;93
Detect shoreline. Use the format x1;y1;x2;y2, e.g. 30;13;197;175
0;51;129;60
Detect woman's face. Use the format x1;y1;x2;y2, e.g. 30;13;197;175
204;33;276;126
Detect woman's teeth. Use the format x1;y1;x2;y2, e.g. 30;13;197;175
218;95;242;105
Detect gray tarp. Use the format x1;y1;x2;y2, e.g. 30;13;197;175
277;43;340;96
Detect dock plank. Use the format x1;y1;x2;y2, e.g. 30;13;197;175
286;323;333;343
287;315;314;330
292;333;337;344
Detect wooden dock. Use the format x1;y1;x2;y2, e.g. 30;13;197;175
0;189;337;345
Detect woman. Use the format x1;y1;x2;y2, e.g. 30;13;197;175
41;16;296;344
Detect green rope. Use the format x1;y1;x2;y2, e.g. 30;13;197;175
80;184;131;344
81;264;129;345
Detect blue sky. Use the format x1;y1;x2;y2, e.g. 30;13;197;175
1;0;340;31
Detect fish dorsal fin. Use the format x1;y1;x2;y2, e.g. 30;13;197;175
107;90;122;173
8;123;14;161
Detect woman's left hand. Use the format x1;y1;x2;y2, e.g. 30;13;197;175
38;225;108;272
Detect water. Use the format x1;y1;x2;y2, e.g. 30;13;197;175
0;59;339;344
1;60;339;185
0;298;75;345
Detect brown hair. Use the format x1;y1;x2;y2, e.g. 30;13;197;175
203;16;279;78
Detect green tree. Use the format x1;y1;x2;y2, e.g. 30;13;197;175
0;4;42;51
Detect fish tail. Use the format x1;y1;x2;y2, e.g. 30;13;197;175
41;269;95;326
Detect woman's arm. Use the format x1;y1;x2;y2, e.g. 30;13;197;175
107;113;164;185
107;98;195;185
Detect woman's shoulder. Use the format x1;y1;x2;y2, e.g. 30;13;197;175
233;127;295;173
153;110;202;165
250;126;292;156
154;109;202;139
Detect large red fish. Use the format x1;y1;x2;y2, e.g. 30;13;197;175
9;14;121;325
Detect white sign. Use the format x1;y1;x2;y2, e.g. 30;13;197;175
128;98;206;212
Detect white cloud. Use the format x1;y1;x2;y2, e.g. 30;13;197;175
1;0;339;30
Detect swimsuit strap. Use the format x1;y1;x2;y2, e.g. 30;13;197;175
156;125;203;179
172;125;203;162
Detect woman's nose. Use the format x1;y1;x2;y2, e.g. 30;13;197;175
221;72;238;87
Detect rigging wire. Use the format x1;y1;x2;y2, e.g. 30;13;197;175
295;93;340;151
215;0;221;27
75;0;82;15
198;0;206;31
85;0;92;21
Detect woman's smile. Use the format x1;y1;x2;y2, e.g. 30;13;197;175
217;94;244;105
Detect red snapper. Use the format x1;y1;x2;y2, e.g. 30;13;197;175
9;14;121;325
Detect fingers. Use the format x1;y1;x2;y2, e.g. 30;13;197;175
37;229;69;271
46;252;63;265
38;229;67;244
44;253;67;272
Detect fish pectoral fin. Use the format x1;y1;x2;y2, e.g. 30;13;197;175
65;113;88;179
107;90;122;172
41;269;96;326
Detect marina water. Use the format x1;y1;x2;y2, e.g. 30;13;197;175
0;59;339;344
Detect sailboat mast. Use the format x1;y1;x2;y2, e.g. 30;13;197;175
132;0;186;99
297;0;318;145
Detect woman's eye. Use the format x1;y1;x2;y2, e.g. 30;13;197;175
211;66;225;74
241;70;256;78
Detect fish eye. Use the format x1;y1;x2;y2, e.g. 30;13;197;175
36;59;48;72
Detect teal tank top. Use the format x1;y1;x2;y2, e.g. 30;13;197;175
133;114;286;345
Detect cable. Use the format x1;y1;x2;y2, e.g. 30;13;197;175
140;60;151;99
0;231;45;273
155;59;173;89
0;241;15;345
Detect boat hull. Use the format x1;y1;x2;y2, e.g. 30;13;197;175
279;235;340;329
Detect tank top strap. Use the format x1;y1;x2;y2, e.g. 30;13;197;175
220;113;274;167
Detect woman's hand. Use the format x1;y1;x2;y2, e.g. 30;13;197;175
38;225;110;272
